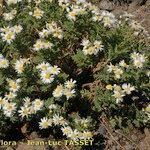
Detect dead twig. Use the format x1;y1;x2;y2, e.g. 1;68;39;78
115;130;136;144
101;117;126;150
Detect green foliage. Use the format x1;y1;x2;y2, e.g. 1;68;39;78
0;0;149;144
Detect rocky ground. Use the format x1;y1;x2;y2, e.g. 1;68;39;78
95;0;150;34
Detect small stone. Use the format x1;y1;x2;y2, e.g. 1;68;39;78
114;136;119;140
125;144;134;150
6;147;14;150
131;135;137;141
0;147;6;150
146;0;150;6
29;132;39;139
99;0;115;11
112;145;117;150
131;0;146;6
16;139;48;150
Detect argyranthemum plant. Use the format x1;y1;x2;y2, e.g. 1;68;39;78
0;0;149;148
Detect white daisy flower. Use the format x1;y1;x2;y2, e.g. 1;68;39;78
6;0;19;5
119;60;128;68
3;102;16;117
14;58;28;74
12;25;23;34
61;126;72;136
39;117;52;129
39;29;50;38
107;63;115;73
32;7;44;19
67;129;79;140
1;31;15;44
64;79;76;89
3;10;16;21
94;40;104;52
82;131;93;139
32;99;44;112
7;79;21;92
64;88;76;100
36;62;50;71
52;84;64;98
101;11;117;27
40;70;55;84
23;97;31;107
48;65;61;75
4;92;17;100
81;39;90;47
0;54;9;68
53;114;67;126
113;67;123;79
18;106;32;118
33;39;44;51
131;52;147;68
112;90;125;103
48;104;57;110
0;97;4;109
122;83;135;95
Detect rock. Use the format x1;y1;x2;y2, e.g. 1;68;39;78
131;0;147;5
6;147;14;150
29;132;39;139
146;0;150;6
0;146;8;150
99;0;115;11
0;0;3;6
144;128;150;138
0;0;3;15
16;139;48;150
131;135;137;141
137;128;150;150
140;0;149;5
124;144;134;150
